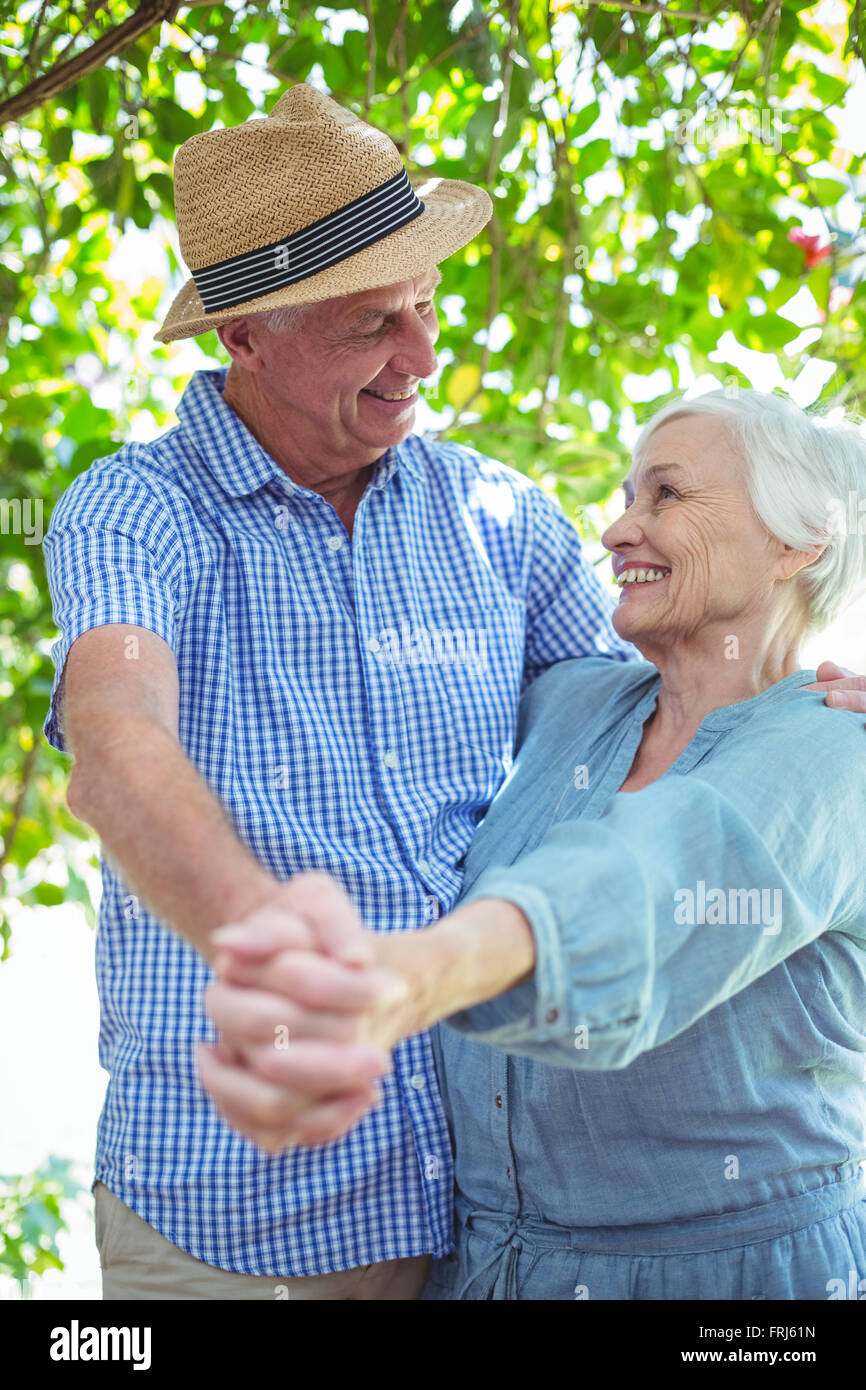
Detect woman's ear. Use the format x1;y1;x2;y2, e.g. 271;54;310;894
776;541;826;581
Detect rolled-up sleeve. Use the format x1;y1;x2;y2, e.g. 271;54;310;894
42;465;184;752
445;723;865;1068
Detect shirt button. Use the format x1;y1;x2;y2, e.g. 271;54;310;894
326;536;344;551
506;1167;512;1180
382;750;399;769
495;1093;503;1109
366;636;381;653
545;1008;559;1024
409;1074;426;1090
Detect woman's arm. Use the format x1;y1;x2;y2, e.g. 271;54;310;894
207;707;865;1142
431;757;864;1068
362;896;538;1045
360;704;866;1067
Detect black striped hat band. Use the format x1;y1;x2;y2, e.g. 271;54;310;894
192;169;424;313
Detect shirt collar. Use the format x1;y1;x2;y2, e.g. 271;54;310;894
699;668;819;730
175;368;424;498
628;666;820;735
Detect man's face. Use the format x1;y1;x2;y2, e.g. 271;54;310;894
242;268;442;471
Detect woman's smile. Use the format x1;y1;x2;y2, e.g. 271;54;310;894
615;563;671;591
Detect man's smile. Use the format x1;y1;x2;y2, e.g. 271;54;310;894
363;387;417;400
360;384;420;414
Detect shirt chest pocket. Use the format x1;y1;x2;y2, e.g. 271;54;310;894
370;596;525;773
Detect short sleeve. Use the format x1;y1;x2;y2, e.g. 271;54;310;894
42;464;184;752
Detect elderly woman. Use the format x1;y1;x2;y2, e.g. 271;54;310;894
406;387;866;1300
209;387;866;1300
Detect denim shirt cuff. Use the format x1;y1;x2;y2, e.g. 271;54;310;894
442;872;567;1043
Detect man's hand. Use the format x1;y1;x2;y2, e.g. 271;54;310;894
198;1027;391;1153
198;871;412;1151
803;660;866;717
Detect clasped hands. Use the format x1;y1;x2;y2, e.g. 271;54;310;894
199;872;536;1153
198;663;866;1153
198;871;443;1153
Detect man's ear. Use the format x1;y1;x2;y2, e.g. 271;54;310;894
217;317;266;371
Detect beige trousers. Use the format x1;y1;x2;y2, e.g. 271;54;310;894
94;1181;430;1300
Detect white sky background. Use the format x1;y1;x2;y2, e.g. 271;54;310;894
0;904;102;1300
3;1;866;1299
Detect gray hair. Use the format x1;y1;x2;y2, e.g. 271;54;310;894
632;388;866;634
253;303;316;335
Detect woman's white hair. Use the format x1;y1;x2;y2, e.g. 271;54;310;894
632;387;866;634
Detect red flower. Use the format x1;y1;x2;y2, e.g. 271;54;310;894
788;228;832;269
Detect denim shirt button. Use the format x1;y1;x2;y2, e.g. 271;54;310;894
545;1007;559;1024
495;1093;503;1109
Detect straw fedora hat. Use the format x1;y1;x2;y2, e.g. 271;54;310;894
155;83;493;343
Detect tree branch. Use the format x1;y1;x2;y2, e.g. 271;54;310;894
716;0;781;103
386;0;411;152
25;0;51;74
453;0;520;425
387;15;492;98
0;0;180;129
536;0;590;430
49;0;110;72
363;0;376;114
577;1;727;22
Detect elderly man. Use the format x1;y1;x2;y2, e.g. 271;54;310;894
44;83;864;1302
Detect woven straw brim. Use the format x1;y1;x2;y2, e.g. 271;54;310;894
154;177;492;344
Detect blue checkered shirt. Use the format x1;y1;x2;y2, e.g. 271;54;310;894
42;368;633;1276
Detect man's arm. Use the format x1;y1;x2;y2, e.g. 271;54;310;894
62;623;278;960
62;622;399;1144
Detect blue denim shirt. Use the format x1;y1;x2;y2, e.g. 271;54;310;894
426;658;866;1300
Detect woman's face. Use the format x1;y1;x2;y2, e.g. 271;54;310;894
602;414;784;652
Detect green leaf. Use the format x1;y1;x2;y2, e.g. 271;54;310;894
33;882;65;907
810;177;848;208
87;70;111;135
572;101;600;138
48;127;73;166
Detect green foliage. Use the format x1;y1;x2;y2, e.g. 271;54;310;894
0;1157;86;1291
0;0;862;938
0;0;863;1282
0;1;863;904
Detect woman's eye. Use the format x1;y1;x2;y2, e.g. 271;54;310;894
657;484;677;500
